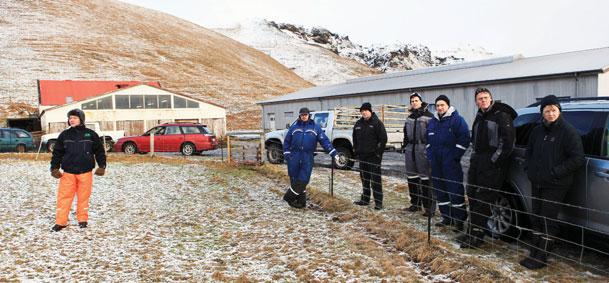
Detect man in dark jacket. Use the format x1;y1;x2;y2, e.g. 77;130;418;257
403;93;435;216
519;95;585;269
458;88;517;248
282;107;338;208
50;109;106;231
427;95;470;231
353;102;388;210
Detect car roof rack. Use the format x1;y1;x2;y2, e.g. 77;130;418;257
527;96;609;107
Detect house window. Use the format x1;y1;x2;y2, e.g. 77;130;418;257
82;100;97;110
174;96;186;108
186;100;199;108
145;95;158;109
130;95;144;109
116;95;130;109
159;95;171;108
97;96;112;109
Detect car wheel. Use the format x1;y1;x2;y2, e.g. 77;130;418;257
123;142;137;155
16;144;26;153
47;140;56;152
181;143;195;156
487;192;522;242
334;146;354;170
266;143;283;164
103;140;114;152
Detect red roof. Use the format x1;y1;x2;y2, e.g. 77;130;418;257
38;80;162;106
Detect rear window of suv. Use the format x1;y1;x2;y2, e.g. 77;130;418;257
514;110;608;157
181;126;202;134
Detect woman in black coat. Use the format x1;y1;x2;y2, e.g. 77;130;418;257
520;95;585;270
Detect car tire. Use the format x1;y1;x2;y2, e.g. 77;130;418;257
103;139;114;152
266;143;283;164
334;146;354;170
47;140;56;152
16;144;26;153
181;142;195;156
487;192;523;242
123;142;137;155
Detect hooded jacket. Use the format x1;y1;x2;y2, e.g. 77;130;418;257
471;102;517;164
526;116;585;189
51;125;106;174
353;112;388;158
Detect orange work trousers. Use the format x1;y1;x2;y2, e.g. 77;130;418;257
55;171;93;226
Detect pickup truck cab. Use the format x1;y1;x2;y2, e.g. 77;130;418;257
265;109;405;170
41;122;124;152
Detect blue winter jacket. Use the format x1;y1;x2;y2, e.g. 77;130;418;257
283;118;336;183
426;106;470;162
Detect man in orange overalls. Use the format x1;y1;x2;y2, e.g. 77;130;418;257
50;109;106;232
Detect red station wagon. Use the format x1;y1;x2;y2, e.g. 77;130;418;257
114;123;217;155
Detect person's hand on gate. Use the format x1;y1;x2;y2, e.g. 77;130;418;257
51;169;62;179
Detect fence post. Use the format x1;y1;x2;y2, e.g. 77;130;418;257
149;132;155;157
226;135;232;164
259;133;265;165
329;160;335;197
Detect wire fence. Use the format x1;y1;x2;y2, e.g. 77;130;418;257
313;155;609;276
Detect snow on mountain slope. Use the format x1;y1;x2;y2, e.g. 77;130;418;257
215;20;379;86
216;20;494;84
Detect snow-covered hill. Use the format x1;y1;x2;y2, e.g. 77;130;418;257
0;1;312;129
215;20;493;85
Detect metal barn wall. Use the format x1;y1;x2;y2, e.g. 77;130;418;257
261;74;599;129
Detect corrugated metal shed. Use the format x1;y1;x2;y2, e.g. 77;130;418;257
260;47;609;104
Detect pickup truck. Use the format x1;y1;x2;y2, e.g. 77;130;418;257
41;122;125;152
264;107;406;170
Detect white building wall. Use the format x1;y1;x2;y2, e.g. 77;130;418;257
598;71;609;97
41;85;226;135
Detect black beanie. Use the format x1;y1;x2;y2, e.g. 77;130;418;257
67;108;85;125
435;95;450;107
360;102;372;112
299;107;310;115
410;92;422;101
539;95;561;112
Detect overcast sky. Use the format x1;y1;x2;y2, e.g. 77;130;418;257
122;0;609;57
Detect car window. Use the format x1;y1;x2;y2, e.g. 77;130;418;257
562;111;606;157
143;127;160;136
0;130;6;139
514;113;540;147
313;113;329;128
181;126;201;134
166;126;182;135
197;126;211;134
15;131;30;138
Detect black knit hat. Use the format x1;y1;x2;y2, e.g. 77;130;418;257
409;92;422;101
359;102;372;112
67;108;85;125
435;95;450;107
539;95;561;112
299;107;310;115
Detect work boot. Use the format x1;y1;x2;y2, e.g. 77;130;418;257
78;222;87;228
458;228;485;249
407;205;420;212
519;254;547;269
422;210;434;217
452;220;465;233
435;218;452;227
354;200;370;206
51;224;67;232
374;203;383;210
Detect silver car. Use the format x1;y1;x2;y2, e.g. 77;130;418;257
485;98;609;243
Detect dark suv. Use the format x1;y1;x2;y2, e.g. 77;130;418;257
485;98;609;242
